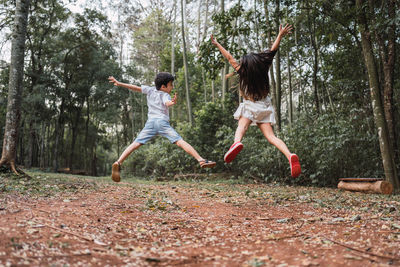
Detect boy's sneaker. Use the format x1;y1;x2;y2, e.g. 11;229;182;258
111;162;121;182
199;159;216;168
289;154;301;178
224;142;243;163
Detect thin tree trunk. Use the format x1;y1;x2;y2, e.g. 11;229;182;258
287;50;293;125
40;122;45;168
263;0;277;116
212;80;215;102
0;0;31;174
202;0;209;42
53;96;65;172
356;0;399;190
171;0;177;119
196;0;202;51
306;0;320;114
220;0;227;108
274;0;281;130
69;105;82;170
202;70;207;102
181;0;193;124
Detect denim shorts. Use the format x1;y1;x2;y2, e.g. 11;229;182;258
134;118;182;144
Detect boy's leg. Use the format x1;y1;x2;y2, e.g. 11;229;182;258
175;140;216;168
117;141;142;164
175;139;203;161
112;141;142;182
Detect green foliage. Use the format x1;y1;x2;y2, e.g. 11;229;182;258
198;4;248;78
123;101;383;187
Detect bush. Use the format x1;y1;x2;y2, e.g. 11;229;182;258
123;102;384;187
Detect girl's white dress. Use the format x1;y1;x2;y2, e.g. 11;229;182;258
233;96;276;125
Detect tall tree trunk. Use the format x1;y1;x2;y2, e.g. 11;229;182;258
53;97;65;172
263;0;277;116
0;0;31;174
196;0;202;51
306;0;320;114
274;0;281;130
356;0;399;190
374;0;398;181
40;122;45;168
27;120;34;167
85;97;90;172
202;0;209;42
220;0;227;107
287;49;293;125
171;0;177;119
69;108;81;170
181;0;193;124
212;80;215;102
202;70;207;102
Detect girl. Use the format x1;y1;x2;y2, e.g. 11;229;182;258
211;24;301;178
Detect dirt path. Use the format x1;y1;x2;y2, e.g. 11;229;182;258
0;177;399;266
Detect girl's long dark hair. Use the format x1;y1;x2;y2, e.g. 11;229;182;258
237;51;274;101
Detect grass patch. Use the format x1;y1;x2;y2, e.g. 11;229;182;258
0;167;99;197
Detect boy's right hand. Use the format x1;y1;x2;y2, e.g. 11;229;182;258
108;76;119;86
171;93;178;104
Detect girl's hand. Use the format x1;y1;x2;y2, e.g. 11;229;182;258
210;34;219;46
279;24;293;37
108;76;119;86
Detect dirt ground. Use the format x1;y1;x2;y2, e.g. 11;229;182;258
0;173;400;267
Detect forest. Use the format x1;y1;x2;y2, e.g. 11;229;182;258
0;0;399;190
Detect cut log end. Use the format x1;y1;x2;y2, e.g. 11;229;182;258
338;181;393;195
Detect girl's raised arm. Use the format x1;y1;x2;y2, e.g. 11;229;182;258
211;35;240;72
270;24;293;51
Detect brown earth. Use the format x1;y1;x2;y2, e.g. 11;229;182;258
0;174;399;266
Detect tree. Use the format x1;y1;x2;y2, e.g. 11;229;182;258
0;0;31;174
356;0;399;190
180;0;193;124
274;0;282;130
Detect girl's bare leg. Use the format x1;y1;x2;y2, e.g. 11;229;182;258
234;117;252;143
257;123;291;160
116;141;142;164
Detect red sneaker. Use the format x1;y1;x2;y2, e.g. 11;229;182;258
289;154;301;178
224;142;243;163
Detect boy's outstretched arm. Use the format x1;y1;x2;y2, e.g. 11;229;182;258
108;76;142;92
270;24;293;51
211;35;240;72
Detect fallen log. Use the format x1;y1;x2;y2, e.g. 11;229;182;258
338;178;393;195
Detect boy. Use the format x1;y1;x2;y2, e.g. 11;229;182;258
108;72;216;182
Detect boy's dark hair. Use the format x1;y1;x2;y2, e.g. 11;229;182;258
237;50;275;101
155;72;175;90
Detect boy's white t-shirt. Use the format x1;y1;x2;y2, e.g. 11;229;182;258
141;85;171;121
